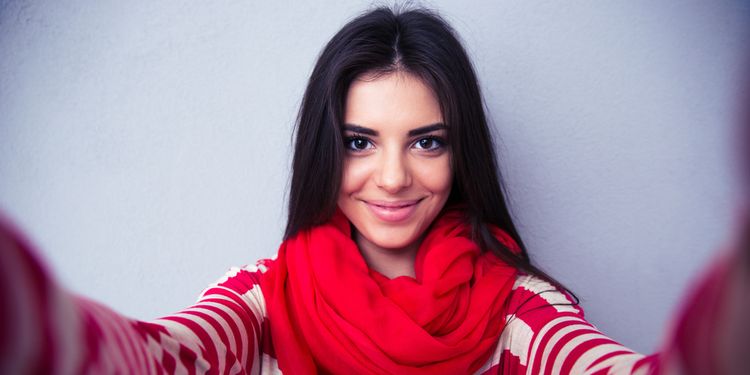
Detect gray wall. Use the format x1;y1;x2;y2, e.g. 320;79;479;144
1;1;747;353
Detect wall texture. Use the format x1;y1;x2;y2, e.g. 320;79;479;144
1;0;748;353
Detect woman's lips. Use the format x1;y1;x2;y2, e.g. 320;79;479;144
364;199;422;222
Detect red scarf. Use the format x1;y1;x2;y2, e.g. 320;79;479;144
260;208;519;374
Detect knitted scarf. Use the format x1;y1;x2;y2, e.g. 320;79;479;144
260;208;519;374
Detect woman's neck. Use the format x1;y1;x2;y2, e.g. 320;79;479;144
353;230;419;279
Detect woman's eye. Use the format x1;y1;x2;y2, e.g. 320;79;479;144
414;137;444;151
345;137;373;151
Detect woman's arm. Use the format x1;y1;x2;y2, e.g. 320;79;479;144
479;274;657;374
480;232;750;375
0;216;270;374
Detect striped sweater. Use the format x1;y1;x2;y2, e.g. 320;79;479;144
0;219;732;374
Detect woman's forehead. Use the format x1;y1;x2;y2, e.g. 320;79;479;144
344;72;443;131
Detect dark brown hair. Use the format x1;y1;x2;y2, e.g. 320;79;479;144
285;6;573;293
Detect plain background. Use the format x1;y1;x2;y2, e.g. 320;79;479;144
1;1;748;353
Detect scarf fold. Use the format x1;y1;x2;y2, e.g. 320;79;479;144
260;208;519;374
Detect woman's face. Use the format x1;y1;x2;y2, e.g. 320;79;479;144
338;72;452;256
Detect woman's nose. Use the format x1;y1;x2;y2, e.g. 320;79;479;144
375;150;412;193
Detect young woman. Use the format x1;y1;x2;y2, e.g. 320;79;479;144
1;6;748;374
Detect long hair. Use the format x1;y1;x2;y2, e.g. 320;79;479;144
285;6;572;292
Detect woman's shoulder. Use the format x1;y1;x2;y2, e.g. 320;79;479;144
506;273;583;319
496;273;587;360
192;256;280;317
213;256;278;285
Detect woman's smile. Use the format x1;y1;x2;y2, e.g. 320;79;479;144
361;198;424;223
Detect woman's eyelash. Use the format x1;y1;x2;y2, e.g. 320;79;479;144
413;136;447;151
343;134;448;152
344;135;373;151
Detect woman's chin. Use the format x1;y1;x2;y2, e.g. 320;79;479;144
355;226;422;254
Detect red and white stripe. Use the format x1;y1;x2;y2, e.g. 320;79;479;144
0;218;736;374
478;275;659;374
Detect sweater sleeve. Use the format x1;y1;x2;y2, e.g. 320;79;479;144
478;274;658;374
0;217;272;374
479;248;749;375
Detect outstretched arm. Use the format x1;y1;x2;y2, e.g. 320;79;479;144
0;216;270;374
481;274;657;374
481;223;750;375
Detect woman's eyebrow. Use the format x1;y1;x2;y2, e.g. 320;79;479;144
343;124;377;135
408;123;447;136
343;123;447;136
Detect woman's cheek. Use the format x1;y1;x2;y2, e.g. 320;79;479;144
341;158;373;193
420;156;452;193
